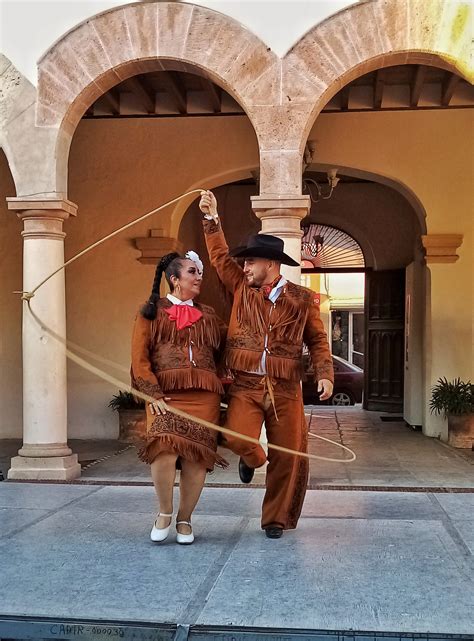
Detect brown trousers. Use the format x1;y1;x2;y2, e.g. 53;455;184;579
222;375;309;530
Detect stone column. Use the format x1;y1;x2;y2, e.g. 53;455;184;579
7;198;81;480
421;233;466;439
251;195;310;281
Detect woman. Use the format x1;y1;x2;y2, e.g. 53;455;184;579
131;250;227;545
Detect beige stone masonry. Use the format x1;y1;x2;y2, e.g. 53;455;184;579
251;195;310;227
251;194;310;280
422;234;464;263
285;0;472;150
28;0;471;197
8;198;77;240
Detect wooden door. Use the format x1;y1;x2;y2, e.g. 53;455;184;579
364;270;405;412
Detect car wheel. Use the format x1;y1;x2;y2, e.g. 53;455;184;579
331;391;354;406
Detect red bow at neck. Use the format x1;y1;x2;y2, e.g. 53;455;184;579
165;304;202;330
260;276;282;299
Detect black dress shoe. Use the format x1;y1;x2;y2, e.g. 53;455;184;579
238;458;255;484
265;527;283;539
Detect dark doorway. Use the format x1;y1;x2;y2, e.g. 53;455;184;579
364;269;405;412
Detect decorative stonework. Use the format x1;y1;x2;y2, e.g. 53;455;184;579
251;195;311;270
134;229;183;264
12;1;474;197
285;0;472;151
36;3;277;132
251;195;310;235
421;234;464;263
7;198;77;240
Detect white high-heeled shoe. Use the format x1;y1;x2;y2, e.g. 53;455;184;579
176;520;194;545
150;513;173;542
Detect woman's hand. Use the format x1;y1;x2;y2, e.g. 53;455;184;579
199;190;219;221
149;398;171;416
318;379;334;401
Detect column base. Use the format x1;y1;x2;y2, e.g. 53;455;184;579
18;442;73;457
7;454;81;481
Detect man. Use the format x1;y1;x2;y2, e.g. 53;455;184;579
199;190;334;538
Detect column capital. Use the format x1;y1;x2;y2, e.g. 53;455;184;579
251;194;310;220
421;234;463;263
7;197;78;240
7;197;78;216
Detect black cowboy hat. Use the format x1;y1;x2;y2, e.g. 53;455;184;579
229;234;300;267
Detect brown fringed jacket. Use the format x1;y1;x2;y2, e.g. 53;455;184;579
131;298;226;400
203;219;334;384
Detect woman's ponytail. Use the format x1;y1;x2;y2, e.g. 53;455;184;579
140;252;180;320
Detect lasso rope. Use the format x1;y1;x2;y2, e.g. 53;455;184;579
16;189;356;464
16;189;205;300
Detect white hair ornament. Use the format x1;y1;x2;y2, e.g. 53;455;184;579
185;250;204;275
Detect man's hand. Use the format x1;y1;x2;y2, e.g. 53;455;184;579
149;398;171;416
318;379;334;401
199;190;219;221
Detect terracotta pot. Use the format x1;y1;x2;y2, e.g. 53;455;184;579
447;413;474;449
118;409;146;443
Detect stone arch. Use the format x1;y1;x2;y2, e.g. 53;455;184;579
0;54;35;195
303;164;428;270
310;163;428;236
281;0;472;154
0;140;18;196
36;2;278;194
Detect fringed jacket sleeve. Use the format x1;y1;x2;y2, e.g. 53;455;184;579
202;218;245;294
303;297;334;384
131;312;165;400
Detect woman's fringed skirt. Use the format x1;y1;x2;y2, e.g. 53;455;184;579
138;390;228;472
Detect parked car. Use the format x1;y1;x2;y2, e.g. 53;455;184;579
302;354;363;406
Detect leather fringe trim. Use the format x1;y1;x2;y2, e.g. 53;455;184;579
157;368;224;394
266;355;303;381
271;297;308;343
138;434;229;472
237;286;267;335
151;305;221;349
225;350;302;381
224;349;263;374
236;284;308;343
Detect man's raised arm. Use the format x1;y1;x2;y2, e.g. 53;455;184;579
199;190;244;294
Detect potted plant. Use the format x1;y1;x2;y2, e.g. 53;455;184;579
430;378;473;448
108;391;146;443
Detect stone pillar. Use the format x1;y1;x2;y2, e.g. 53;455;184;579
251;195;310;281
421;233;467;440
7;198;81;480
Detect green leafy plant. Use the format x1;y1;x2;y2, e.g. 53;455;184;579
108;391;145;412
430;378;473;417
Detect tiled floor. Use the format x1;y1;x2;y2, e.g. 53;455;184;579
1;408;473;488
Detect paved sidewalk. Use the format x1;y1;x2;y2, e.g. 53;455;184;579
1;482;473;636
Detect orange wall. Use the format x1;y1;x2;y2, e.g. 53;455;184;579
0;150;22;438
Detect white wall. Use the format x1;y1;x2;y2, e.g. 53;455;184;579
0;0;352;84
